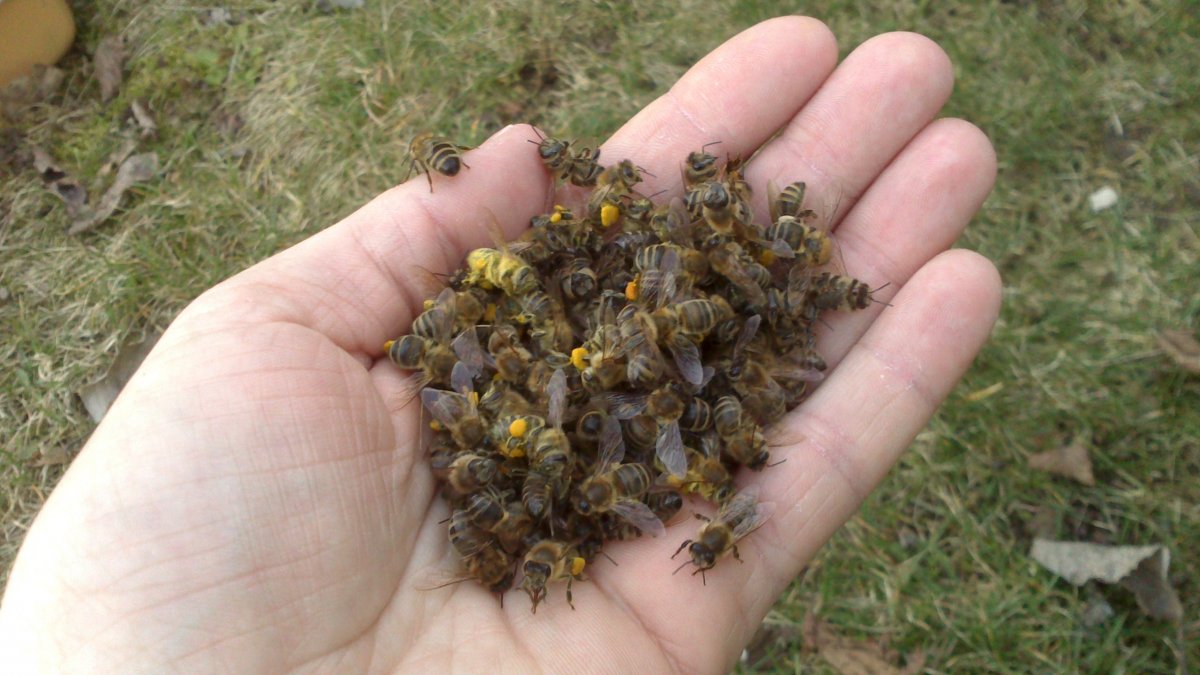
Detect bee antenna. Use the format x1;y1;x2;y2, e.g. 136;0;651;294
646;188;669;200
672;560;693;575
637;165;656;178
701;140;722;151
602;551;619;566
528;124;546;140
765;457;788;468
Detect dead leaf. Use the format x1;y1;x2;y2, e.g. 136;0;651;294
98;138;138;178
30;445;73;467
79;331;161;422
0;64;65;119
802;610;918;675
128;99;158;139
68;152;158;235
94;36;127;102
1121;549;1184;622
742;621;803;668
1156;329;1200;374
1028;439;1095;486
1030;540;1182;622
31;146;88;216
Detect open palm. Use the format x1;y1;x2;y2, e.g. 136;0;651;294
1;18;1000;674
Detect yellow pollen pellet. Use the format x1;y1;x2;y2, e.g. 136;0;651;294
570;346;589;370
507;447;525;459
570;557;586;576
383;339;395;353
423;299;435;311
549;210;562;224
759;250;776;266
430;420;444;431
600;203;619;228
624;279;639;301
509;418;528;438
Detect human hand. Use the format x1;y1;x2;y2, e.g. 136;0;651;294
0;17;999;674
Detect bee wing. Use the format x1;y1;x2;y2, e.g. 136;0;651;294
767;179;781;223
601;392;648;420
714;485;772;536
452;326;492;377
609;499;666;538
734;315;762;358
432;286;457;340
771;361;826;383
596;415;627;471
547;368;567;428
771;238;796;260
655;421;687;478
421;388;465;427
666;198;693;241
667;337;704;387
450;361;476;395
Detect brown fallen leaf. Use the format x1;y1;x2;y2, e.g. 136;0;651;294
1027;439;1095;486
128;99;158;139
1030;540;1182;622
31;146;88;216
79;331;161;422
1157;329;1200;374
68;152;158;234
801;610;922;675
742;620;803;669
94;35;127;102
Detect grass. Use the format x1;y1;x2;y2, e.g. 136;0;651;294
2;0;1197;671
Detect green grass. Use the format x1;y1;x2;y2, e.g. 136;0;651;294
3;0;1197;671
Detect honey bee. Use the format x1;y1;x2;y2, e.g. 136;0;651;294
423;529;515;597
464;247;541;297
463;545;517;595
573;416;666;537
700;180;735;235
407;133;470;192
569;146;603;187
432;452;498;497
648;296;733;386
587;159;644;226
660;438;735;503
557;257;598;302
722;156;754;226
421;363;487;449
764;216;831;268
464;489;535;554
707;241;769;308
578;301;629;393
808;272;875;311
448;509;495;559
713;395;770;469
768;180;816;222
386;287;467;384
602;384;688;480
682;141;721;189
678;395;712;432
530;129;574;183
524;369;573;519
520;539;587;613
672;488;774;582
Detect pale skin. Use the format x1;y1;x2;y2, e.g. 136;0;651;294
0;17;1001;674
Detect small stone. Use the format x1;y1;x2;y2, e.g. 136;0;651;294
1088;186;1118;212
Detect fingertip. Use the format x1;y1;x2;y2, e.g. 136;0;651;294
855;31;955;98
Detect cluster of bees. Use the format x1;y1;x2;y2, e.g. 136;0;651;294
393;129;877;612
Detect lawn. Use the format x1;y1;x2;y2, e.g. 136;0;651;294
2;1;1197;671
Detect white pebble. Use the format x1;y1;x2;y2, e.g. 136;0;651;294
1089;186;1119;212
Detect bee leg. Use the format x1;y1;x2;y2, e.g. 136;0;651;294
423;161;435;193
694;513;711;523
732;544;742;563
566;577;575;611
671;538;693;559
